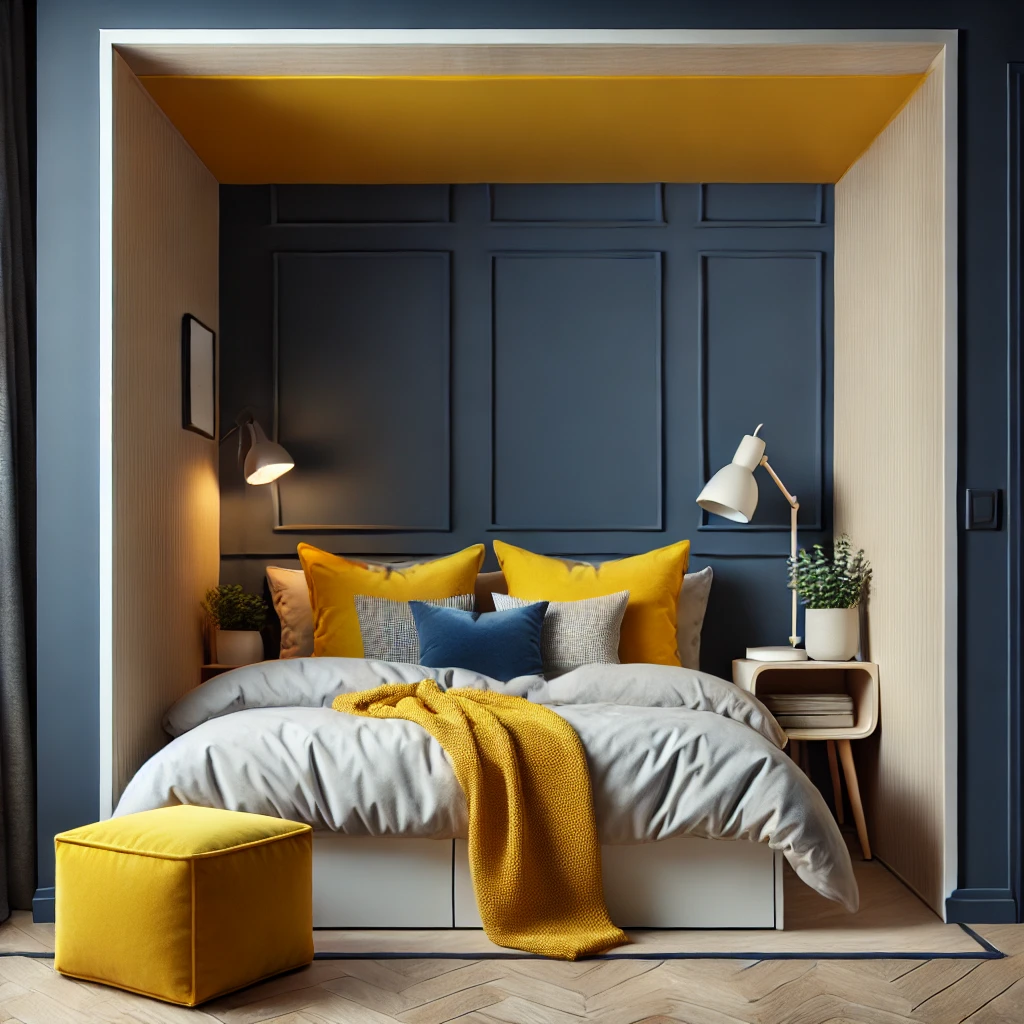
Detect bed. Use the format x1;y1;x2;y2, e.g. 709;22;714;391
115;656;858;931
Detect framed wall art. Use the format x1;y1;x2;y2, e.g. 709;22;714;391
182;313;216;439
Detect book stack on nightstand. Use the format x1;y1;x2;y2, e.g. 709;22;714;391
759;692;855;730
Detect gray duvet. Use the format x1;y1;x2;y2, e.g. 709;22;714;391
115;658;858;911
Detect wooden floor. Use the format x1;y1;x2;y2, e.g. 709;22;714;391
0;924;1021;1024
1;853;1022;1024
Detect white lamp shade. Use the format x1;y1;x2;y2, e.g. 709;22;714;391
243;420;295;485
696;430;767;523
696;462;758;523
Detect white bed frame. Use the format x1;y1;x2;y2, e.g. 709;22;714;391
312;835;784;930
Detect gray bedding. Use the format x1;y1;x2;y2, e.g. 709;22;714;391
116;658;858;911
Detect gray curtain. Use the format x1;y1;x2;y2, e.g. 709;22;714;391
0;0;36;916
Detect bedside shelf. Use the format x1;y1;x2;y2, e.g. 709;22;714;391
733;658;879;860
732;659;879;740
201;663;234;684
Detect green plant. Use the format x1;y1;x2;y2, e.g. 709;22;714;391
202;584;267;631
788;536;872;610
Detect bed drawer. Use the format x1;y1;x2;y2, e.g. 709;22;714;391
312;835;453;928
453;837;779;929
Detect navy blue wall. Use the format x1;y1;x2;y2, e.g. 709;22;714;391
218;182;833;683
34;0;1024;923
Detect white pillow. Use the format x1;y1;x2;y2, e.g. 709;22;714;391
265;567;314;659
678;566;713;671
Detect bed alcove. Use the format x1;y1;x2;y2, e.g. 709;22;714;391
101;30;957;927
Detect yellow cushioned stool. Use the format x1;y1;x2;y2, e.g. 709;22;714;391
54;805;313;1006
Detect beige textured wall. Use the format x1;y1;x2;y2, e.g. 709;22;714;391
112;53;220;805
834;65;947;912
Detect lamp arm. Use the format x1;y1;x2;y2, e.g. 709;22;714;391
760;456;802;647
759;456;799;509
217;408;256;446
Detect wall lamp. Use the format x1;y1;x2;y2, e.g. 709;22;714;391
221;409;295;486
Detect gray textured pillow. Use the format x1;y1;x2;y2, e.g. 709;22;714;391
492;590;629;677
354;594;476;663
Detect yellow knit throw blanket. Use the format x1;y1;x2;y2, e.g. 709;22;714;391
332;680;628;960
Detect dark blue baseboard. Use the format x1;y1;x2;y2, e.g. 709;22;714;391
32;887;54;924
945;888;1018;924
23;886;1017;937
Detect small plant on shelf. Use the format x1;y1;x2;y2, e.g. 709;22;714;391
202;584;267;632
788;536;871;609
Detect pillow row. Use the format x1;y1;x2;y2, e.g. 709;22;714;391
266;538;712;670
355;590;629;678
269;544;712;669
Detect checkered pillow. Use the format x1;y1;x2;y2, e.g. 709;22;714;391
491;591;629;677
354;594;475;663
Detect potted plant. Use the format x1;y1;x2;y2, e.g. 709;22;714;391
202;584;268;666
788;536;872;662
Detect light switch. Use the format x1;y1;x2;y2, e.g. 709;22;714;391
965;488;1001;530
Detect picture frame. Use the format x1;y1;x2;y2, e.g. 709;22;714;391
181;313;216;439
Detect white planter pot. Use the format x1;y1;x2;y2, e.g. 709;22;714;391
804;607;860;662
216;629;264;667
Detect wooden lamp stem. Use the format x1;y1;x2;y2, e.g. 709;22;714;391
761;456;801;647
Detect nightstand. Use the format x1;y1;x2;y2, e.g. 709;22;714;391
200;663;233;684
733;658;879;860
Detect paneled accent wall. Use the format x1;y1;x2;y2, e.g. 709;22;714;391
112;54;220;806
490;251;663;531
274;251;452;530
220;182;833;678
834;68;947;913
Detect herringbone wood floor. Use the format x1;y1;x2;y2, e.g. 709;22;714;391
0;928;1021;1024
2;856;1022;1024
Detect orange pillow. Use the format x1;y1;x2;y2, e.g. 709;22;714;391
493;539;689;666
297;544;485;658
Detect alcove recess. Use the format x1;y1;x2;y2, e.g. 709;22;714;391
103;33;954;914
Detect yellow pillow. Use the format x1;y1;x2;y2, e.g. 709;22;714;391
493;539;690;666
298;543;485;658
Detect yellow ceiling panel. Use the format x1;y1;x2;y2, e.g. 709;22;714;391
139;75;926;184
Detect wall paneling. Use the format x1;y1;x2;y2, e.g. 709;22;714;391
220;181;834;680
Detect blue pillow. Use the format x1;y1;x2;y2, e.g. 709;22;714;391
410;601;548;682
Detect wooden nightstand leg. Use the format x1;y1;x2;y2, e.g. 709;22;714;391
837;739;871;860
827;740;844;825
788;738;801;770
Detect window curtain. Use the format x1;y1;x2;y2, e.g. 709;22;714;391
0;0;36;916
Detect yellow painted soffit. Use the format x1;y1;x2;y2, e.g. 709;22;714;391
139;74;927;184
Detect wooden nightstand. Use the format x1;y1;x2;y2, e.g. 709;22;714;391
200;663;233;684
733;658;879;860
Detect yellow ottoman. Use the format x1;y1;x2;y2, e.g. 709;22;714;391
54;805;313;1006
